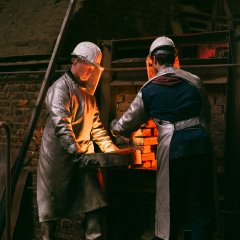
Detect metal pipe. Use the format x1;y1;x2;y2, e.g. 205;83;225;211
108;63;240;72
0;121;11;240
0;62;240;75
0;60;49;67
0;70;66;75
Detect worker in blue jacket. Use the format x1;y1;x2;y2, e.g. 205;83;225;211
110;36;216;240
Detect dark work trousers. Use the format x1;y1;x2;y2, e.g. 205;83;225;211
169;154;215;240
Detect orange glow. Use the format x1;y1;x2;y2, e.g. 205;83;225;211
130;119;158;169
97;169;105;192
198;43;228;59
173;55;180;68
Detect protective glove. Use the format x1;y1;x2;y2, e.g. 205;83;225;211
110;118;119;137
73;152;100;168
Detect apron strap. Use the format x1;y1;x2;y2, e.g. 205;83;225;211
154;117;201;131
174;117;200;130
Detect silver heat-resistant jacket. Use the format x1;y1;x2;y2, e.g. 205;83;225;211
111;67;211;240
37;72;118;222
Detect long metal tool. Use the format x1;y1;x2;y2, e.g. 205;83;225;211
85;148;134;168
0;122;11;240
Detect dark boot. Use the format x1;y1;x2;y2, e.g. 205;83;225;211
85;210;104;240
40;220;58;240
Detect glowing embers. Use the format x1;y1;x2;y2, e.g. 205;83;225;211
131;119;158;169
198;43;229;59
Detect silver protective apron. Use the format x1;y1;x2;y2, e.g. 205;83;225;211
153;117;202;240
154;120;174;240
37;73;118;222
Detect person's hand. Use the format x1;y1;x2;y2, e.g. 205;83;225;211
73;153;99;168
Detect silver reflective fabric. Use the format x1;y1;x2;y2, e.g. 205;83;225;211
37;73;117;222
154;120;174;240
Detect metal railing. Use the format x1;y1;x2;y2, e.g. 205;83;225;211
0;121;11;240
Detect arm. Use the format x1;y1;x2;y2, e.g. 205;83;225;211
111;91;150;137
45;82;81;155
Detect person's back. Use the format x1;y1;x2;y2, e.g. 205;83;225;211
142;78;202;122
110;36;216;240
142;77;212;160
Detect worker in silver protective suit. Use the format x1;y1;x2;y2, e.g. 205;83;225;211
37;42;119;240
110;37;216;240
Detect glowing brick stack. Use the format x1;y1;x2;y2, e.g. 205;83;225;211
131;119;158;169
115;90;159;169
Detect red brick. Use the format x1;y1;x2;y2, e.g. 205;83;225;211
142;161;152;168
208;96;215;105
132;128;152;137
151;160;157;169
118;102;131;111
144;119;156;128
125;94;136;102
115;94;124;103
216;96;226;105
153;127;158;136
133;150;142;165
141;152;155;161
143;137;158;145
116;111;124;118
209;122;226;131
141;145;152;153
132;137;158;146
17;99;29;107
211;105;224;114
211;114;225;122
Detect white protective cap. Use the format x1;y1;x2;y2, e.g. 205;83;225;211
71;41;104;95
146;36;179;79
149;36;175;56
71;41;102;68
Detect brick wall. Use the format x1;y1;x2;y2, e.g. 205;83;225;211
0;73;43;239
0;73;44;165
208;85;226;160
